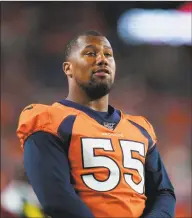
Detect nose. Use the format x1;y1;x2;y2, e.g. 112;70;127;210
96;53;108;66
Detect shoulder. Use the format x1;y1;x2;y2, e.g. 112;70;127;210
16;102;77;148
125;114;155;134
123;113;157;147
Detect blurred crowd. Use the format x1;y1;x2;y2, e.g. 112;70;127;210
1;2;191;218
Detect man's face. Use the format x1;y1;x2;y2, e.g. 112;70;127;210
64;35;116;100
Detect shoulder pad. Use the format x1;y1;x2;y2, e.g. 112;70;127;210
126;114;157;146
16;103;75;148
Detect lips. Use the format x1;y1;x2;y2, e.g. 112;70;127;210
93;68;110;74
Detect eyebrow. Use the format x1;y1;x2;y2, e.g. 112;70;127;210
84;45;112;50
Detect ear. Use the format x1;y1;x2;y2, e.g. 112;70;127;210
63;62;73;78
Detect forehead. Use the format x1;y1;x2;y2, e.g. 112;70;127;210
76;35;112;50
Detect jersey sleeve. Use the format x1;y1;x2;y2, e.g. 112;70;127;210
142;117;157;149
16;104;66;149
126;115;157;151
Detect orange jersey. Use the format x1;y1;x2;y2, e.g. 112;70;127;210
17;101;157;218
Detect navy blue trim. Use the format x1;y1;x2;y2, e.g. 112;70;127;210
127;119;154;150
58;99;121;130
57;115;77;156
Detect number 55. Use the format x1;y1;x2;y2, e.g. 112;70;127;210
81;138;145;194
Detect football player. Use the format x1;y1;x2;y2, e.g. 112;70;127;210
17;30;176;218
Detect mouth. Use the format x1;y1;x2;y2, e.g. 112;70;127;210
93;68;110;76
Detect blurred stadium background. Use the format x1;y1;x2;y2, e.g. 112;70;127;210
1;1;191;218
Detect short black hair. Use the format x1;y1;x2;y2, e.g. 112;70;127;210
64;30;103;61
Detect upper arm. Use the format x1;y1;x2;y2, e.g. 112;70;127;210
145;145;175;198
24;131;76;208
24;131;95;218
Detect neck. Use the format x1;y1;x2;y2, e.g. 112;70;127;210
66;88;109;112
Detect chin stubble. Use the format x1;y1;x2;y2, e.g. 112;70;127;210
76;76;113;100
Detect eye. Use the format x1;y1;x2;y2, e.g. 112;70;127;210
86;52;96;56
104;53;112;57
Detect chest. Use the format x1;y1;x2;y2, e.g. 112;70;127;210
67;116;148;193
69;115;149;158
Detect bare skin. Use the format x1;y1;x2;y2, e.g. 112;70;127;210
63;35;116;112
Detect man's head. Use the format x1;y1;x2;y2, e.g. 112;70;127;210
63;30;116;100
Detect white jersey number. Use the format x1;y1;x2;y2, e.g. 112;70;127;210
81;138;145;194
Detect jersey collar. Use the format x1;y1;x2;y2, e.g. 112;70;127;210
58;99;121;130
